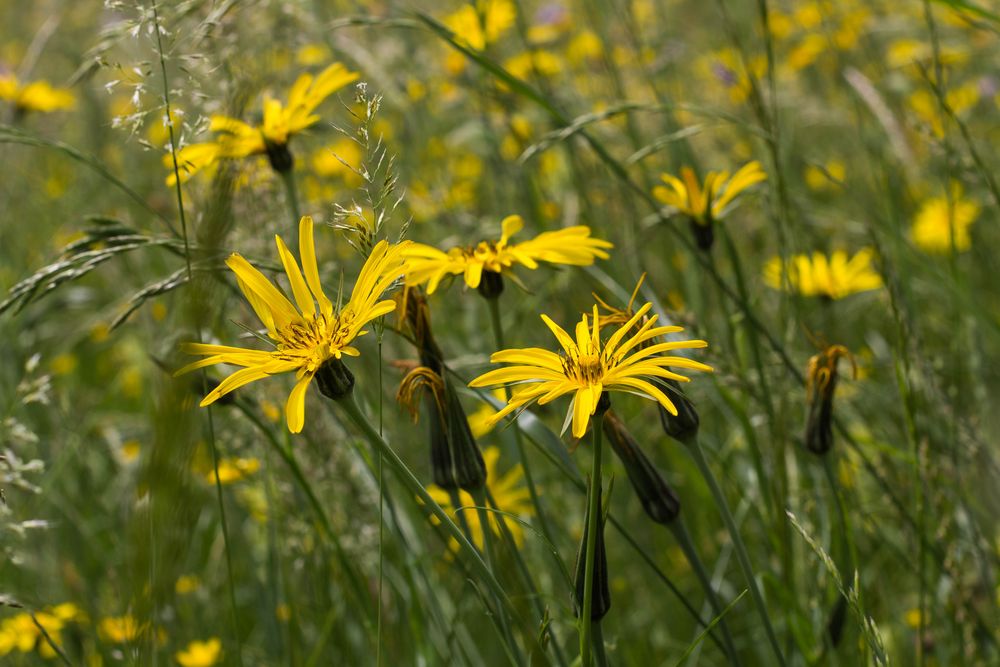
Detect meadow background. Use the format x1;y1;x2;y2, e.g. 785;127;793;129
2;0;1000;665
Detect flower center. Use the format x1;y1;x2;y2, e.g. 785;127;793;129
275;314;347;372
562;352;605;385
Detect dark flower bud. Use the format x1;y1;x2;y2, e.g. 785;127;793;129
689;217;715;251
400;287;444;373
315;357;356;401
804;345;854;456
573;484;611;622
477;270;504;300
264;140;294;173
604;410;680;524
398;367;486;492
656;378;700;443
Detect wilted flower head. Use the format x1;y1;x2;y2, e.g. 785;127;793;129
805;344;856;455
404;215;612;296
177;216;409;432
764;248;882;300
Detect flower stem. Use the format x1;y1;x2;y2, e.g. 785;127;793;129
687;436;786;667
669;520;743;665
280;168;302;232
593;620;610;667
581;412;605;667
484;295;557;553
334;392;524;653
471;485;519;658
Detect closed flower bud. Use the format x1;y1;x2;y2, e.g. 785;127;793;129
315;357;356;401
657;378;700;443
398;367;486;492
573;485;611;621
399;287;444;373
804;345;855;456
604;410;680;524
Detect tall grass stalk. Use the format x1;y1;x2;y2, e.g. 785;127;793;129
580;410;605;667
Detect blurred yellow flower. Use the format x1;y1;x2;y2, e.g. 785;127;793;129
470;303;711;438
654;161;767;226
175;574;201;594
908;83;979;139
311;137;363;186
50;352;78;375
804;159;845;192
165;63;359;184
206;457;261;484
764;249;882;299
99;615;143;643
404;215;612;294
427;446;532;549
911;188;979;254
444;0;516;51
567;31;604;66
121;440;141;462
0;74;75;112
467;388;507;438
0;604;83;659
176;638;222;667
504;50;563;80
178;217;410;433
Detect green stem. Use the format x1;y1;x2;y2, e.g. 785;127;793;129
687;437;786;667
581;412;605;667
334;392;524;651
485;295;558;553
471;485;520;661
280;168;302;232
593;620;610;667
669;520;743;666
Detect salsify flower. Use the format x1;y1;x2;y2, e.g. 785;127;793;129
404;215;612;294
166;63;359;184
177;216;410;433
0;74;75;113
469;302;712;439
763;248;882;300
911;187;979;254
653;161;766;238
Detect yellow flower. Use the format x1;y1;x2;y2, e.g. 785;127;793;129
0;74;75;112
99;615;143;643
206;457;261;484
165;63;359;184
468;388;507;438
175;638;222;667
470;303;712;439
911;189;979;254
404;215;612;294
654;161;767;227
175;575;201;594
443;0;517;51
178;216;410;433
427;446;532;549
908;84;979;139
804;159;846;192
763;249;882;300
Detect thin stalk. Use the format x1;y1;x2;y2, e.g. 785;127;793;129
669;520;743;666
580;412;605;667
687;437;786;667
151;2;242;663
280;168;302;232
449;489;474;541
334;392;529;654
471;485;520;660
593;620;610;667
485;295;557;550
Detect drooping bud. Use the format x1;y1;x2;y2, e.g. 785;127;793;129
573;485;611;622
397;367;486;491
477;270;504;300
398;286;444;373
657;378;700;443
264;140;294;173
604;410;680;524
315;357;356;401
804;345;855;455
